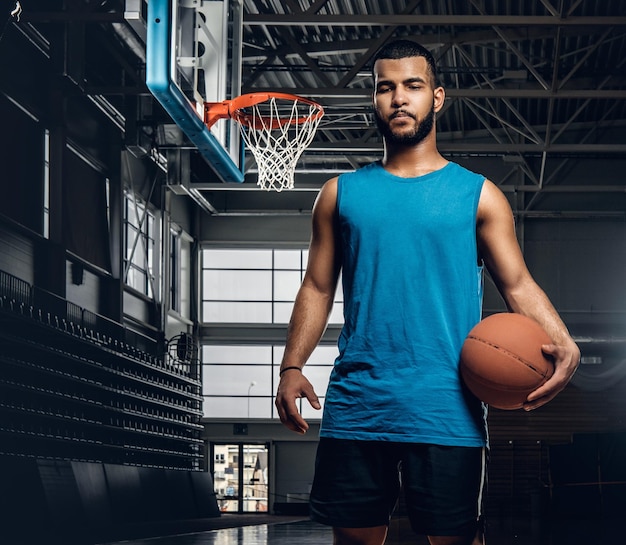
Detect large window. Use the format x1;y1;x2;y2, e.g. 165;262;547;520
201;248;343;324
200;247;343;419
124;191;157;298
202;344;337;419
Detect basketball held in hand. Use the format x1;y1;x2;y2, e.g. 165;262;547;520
460;313;555;410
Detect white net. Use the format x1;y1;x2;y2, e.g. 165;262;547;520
237;96;323;191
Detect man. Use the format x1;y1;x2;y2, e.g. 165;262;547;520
275;39;580;545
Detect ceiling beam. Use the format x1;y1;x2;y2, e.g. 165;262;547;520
241;26;584;62
243;88;626;99
244;15;626;26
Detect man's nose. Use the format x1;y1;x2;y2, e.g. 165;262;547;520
391;87;408;107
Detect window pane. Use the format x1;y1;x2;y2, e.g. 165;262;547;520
247;397;273;419
273;271;301;301
203;345;272;364
180;240;191;316
201;246;344;326
203;396;273;419
328;302;344;324
202;397;235;418
300;397;324;419
272;345;337;367
126;268;142;292
204;249;272;269
200;343;336;420
126;227;138;254
274;249;302;269
148;239;154;271
334;273;344;302
202;365;271;396
203;270;272;301
307;346;339;365
131;243;145;266
203;302;272;323
127;202;137;225
302;365;333;395
272;345;284;363
272;302;294;324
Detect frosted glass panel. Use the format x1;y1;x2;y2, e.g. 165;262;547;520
204;249;272;269
201;248;343;326
202;302;272;323
304;366;333;395
203;365;271;396
203;270;272;300
131;243;146;266
203;396;273;419
273;302;295;324
201;343;334;419
274;249;302;269
274;270;301;301
307;346;339;364
247;397;273;419
300;397;325;419
328;302;344;324
334;273;344;302
203;345;272;364
272;345;337;365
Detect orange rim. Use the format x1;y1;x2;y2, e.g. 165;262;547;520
204;92;324;129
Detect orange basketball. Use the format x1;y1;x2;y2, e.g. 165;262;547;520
460;313;554;410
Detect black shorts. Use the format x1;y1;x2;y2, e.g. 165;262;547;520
309;438;486;537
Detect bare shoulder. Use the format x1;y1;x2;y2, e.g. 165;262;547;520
313;176;339;216
477;178;514;225
320;176;339;199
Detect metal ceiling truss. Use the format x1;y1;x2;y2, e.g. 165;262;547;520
23;0;623;216
240;2;626;170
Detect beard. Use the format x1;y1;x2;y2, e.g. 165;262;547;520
375;103;436;146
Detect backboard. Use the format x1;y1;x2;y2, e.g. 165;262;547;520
146;0;243;183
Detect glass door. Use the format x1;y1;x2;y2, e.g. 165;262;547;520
211;443;269;513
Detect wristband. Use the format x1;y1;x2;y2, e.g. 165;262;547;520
279;366;302;376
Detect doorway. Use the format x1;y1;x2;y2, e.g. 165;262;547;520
211;443;269;513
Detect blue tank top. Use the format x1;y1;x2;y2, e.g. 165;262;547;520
320;161;488;446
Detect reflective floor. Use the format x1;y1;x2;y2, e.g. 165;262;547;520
104;521;331;545
100;515;620;545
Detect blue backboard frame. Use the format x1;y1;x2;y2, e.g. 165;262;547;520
146;0;244;184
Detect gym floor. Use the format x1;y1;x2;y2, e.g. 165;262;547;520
100;514;618;545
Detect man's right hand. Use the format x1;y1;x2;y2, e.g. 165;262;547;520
275;369;321;434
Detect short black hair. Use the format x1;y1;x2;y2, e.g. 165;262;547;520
371;39;439;87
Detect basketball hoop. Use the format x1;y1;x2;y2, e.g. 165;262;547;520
204;93;324;191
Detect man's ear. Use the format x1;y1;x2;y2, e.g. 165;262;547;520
433;86;446;113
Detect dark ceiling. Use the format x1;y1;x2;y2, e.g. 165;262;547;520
12;0;626;217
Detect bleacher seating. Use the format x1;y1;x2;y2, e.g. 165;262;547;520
0;269;203;470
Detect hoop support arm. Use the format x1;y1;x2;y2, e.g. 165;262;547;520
204;101;233;129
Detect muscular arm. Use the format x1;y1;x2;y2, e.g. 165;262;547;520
275;178;342;433
477;180;580;410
